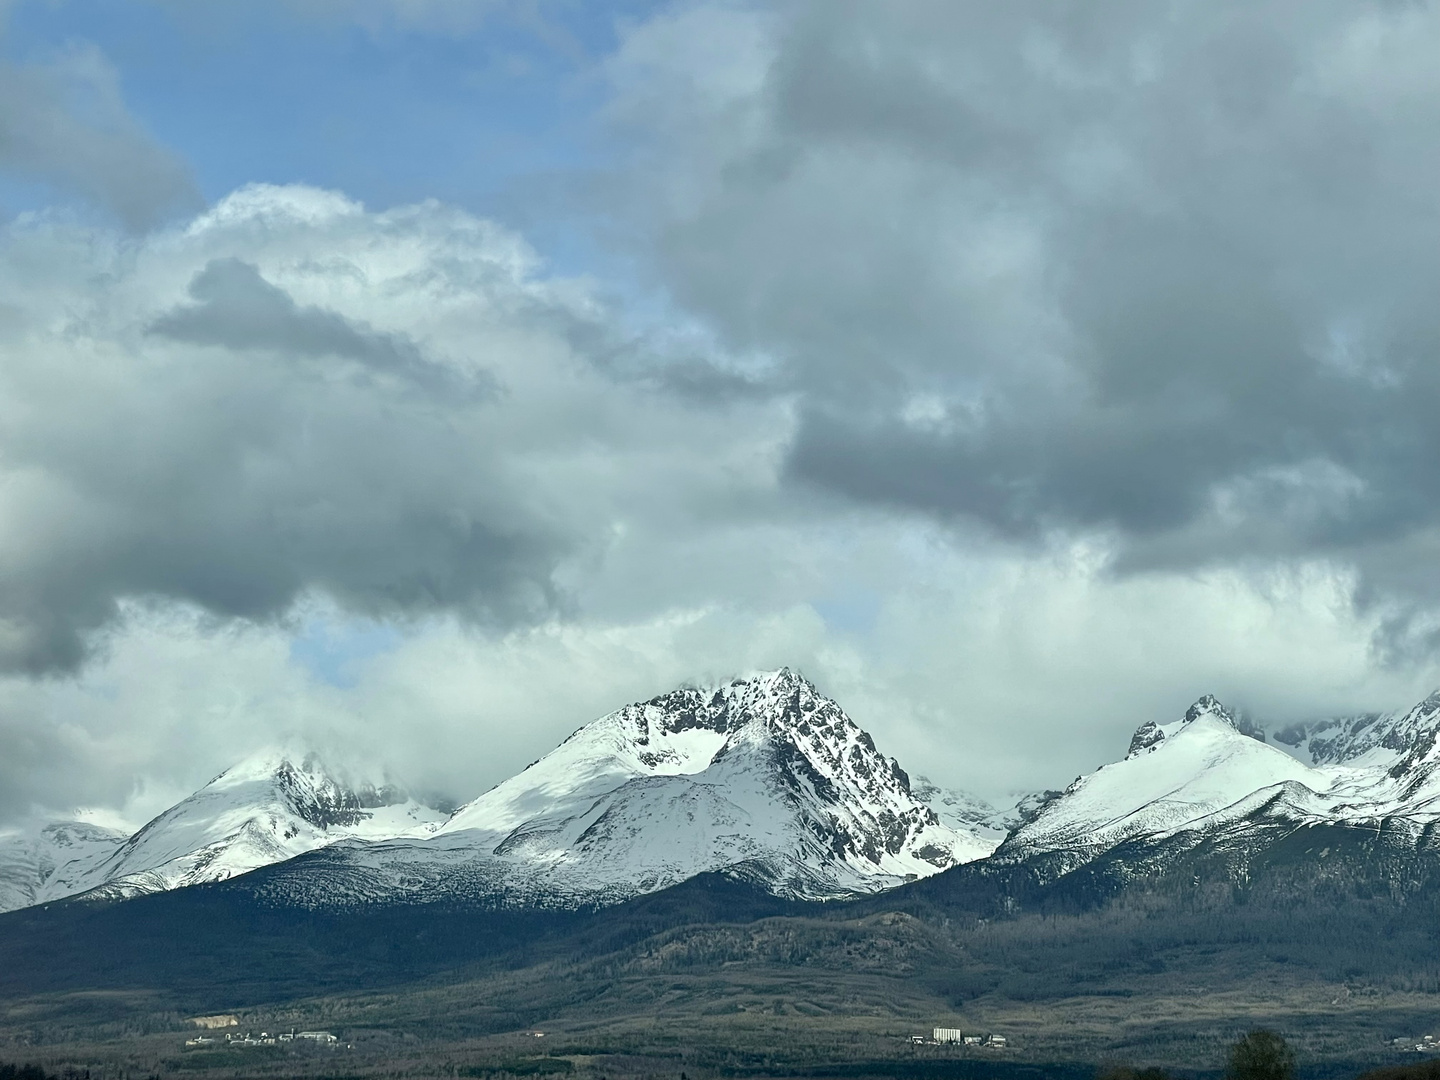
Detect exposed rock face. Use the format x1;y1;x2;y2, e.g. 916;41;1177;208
1270;693;1440;771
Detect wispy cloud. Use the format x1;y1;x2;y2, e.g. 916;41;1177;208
0;42;198;228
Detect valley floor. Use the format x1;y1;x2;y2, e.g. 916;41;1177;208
7;845;1440;1080
3;978;1437;1080
4;902;1440;1080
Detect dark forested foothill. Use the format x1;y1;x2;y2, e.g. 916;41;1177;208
1359;1063;1440;1080
1226;1031;1296;1080
0;1066;63;1080
2;847;1440;1073
1097;1068;1174;1080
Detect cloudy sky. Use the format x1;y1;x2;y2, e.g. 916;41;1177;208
3;0;1440;825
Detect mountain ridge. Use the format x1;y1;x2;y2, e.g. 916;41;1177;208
269;668;1002;907
0;669;1000;913
989;686;1440;889
0;748;446;912
13;675;1440;916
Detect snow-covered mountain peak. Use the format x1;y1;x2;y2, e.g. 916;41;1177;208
702;669;918;804
0;817;128;913
615;668;830;768
1384;694;1440;780
619;667;857;753
1000;697;1328;871
1128;694;1239;758
445;668;918;833
0;670;1013;912
1184;694;1235;726
911;778;1013;841
209;745;411;827
39;744;445;906
423;669;1000;903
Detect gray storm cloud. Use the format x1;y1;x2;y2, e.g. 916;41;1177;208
0;190;577;674
616;0;1440;635
151;257;493;400
9;0;1440;826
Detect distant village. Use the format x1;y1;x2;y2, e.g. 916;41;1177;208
912;1028;1008;1048
184;1027;342;1049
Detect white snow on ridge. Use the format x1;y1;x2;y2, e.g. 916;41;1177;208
1267;692;1440;772
22;671;1440;916
439;702;730;843
999;688;1440;876
999;698;1330;865
34;747;445;906
911;777;1021;841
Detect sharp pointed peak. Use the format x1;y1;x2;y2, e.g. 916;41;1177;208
714;667;815;690
1184;694;1235;725
1126;719;1166;757
657;667;824;708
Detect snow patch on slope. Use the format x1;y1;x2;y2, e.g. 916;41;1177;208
1269;692;1440;772
0;819;128;912
910;778;1013;843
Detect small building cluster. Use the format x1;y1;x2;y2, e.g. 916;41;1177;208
184;1029;339;1048
1393;1036;1440;1053
911;1029;1007;1048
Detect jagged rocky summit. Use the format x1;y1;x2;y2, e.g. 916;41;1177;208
1270;690;1440;771
0;670;1000;913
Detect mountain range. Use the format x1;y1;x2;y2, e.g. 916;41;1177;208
8;668;1440;916
0;669;1000;913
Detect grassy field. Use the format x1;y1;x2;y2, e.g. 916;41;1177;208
3;977;1435;1080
